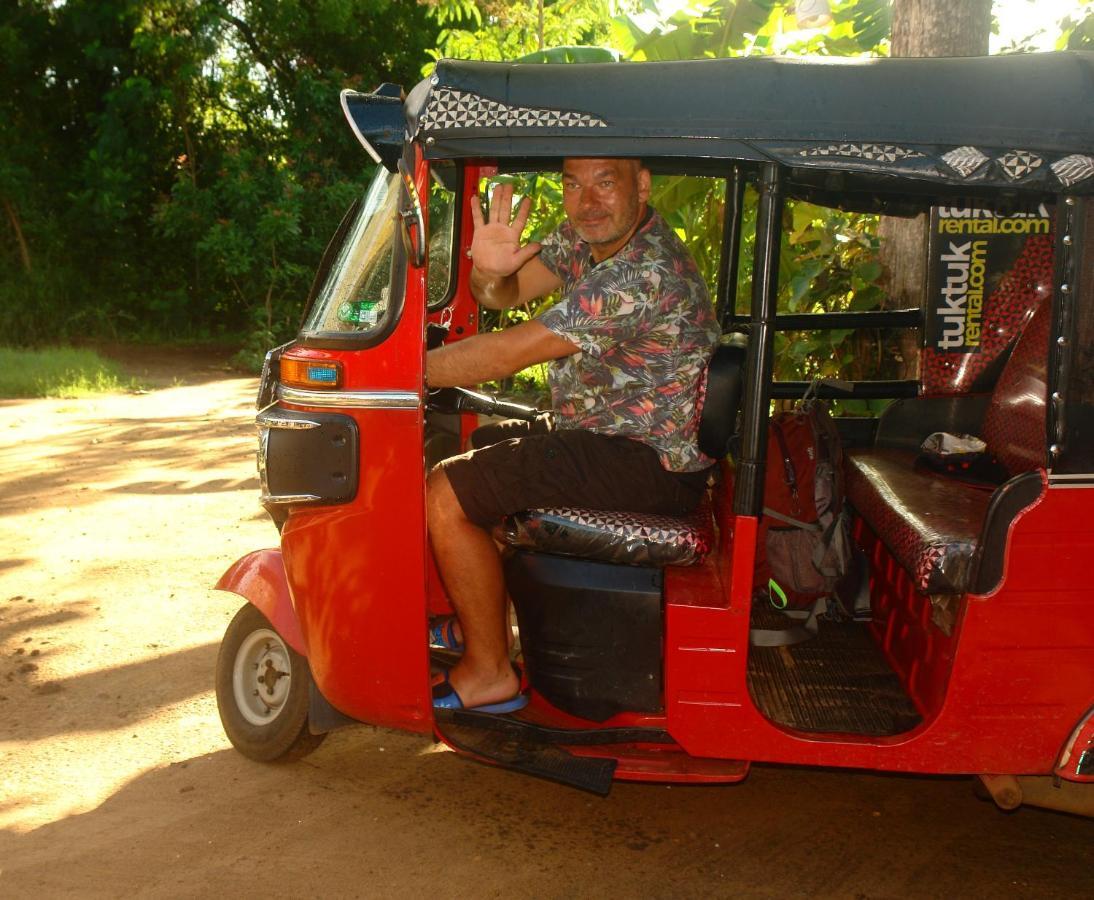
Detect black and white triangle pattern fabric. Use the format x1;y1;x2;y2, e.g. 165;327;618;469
799;143;925;162
501;504;713;567
998;150;1043;181
419;87;607;131
942;146;989;178
1051;154;1094;187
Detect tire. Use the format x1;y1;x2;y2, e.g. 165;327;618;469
215;604;325;762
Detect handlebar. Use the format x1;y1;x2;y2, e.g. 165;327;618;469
427;387;540;422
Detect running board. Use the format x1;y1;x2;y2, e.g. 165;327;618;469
436;716;618;795
443;708;674;746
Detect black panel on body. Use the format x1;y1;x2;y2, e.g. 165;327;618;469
263;409;359;505
505;551;663;722
308;681;359;735
973;471;1045;595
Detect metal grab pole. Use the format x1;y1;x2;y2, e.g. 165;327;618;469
734;163;783;518
716;166;746;332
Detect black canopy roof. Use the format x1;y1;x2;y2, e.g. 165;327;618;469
347;53;1094;194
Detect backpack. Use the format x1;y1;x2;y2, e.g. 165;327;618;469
751;394;866;646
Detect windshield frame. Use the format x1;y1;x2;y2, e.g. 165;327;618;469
298;169;408;350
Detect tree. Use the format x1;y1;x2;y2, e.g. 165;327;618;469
0;0;439;357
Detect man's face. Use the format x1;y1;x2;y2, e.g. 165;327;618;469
561;158;651;254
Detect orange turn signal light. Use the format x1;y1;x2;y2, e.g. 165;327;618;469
280;358;343;389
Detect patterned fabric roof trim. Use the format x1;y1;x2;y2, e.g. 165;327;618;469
1052;154;1094;187
942;146;990;178
417;87;607;133
761;144;1094;191
501;502;713;568
799;143;927;163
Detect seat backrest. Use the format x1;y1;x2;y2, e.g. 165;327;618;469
980;297;1052;476
919;233;1054;396
698;332;747;460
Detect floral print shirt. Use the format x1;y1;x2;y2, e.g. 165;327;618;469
537;210;720;473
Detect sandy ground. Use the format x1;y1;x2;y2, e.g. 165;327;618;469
1;348;1092;897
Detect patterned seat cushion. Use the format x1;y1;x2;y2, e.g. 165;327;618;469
845;449;993;594
500;501;713;567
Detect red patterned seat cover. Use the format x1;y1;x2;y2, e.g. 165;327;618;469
920;234;1054;396
500;500;713;567
980;297;1051;475
845;449;993;594
848;296;1051;594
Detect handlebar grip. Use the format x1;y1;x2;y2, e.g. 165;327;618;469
488;399;539;421
427;387;540;421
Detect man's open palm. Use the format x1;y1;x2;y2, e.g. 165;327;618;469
470;182;542;278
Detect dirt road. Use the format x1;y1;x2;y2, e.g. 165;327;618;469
1;351;1092;897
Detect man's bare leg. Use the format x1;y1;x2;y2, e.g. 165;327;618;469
426;469;519;708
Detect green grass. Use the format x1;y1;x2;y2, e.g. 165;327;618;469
0;347;139;399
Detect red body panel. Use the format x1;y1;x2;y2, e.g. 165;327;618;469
216;549;306;655
664;480;1094;776
273;154;434;734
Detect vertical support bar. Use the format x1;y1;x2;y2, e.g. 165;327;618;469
716;166;747;332
1050;195;1093;475
1047;196;1077;470
734;163;783;517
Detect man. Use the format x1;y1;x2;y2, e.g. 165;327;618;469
426;157;719;712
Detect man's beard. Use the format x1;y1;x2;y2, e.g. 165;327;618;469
573;196;640;248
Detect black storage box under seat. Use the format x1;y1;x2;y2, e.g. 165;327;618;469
504;551;663;722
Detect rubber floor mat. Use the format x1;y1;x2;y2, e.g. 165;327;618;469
747;605;922;736
436;717;618;795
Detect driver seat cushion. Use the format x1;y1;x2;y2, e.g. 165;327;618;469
500;498;714;567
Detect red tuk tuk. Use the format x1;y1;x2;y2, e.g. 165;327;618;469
214;52;1094;816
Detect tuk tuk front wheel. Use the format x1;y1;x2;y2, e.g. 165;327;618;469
215;604;325;762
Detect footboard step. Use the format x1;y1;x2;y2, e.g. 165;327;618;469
437;717;618;795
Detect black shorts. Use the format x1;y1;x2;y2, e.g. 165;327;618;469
438;417;710;528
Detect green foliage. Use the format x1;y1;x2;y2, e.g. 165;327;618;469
424;0;625;66
1057;5;1094;49
0;346;138;398
0;0;439;357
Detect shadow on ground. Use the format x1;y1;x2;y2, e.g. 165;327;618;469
1;726;1092;898
2;641;218;742
0;414;259;515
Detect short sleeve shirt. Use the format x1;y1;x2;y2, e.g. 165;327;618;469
536;210;720;473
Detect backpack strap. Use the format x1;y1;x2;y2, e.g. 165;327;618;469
749;595;829;647
761;507;821;531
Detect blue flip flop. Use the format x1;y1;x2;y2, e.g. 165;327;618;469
432;671;528;714
429;615;464;652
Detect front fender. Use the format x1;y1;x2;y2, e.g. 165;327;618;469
215;549;306;655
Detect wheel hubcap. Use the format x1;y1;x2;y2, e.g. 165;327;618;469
232;627;293;726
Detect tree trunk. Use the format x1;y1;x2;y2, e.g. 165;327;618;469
879;0;992;378
3;196;32;273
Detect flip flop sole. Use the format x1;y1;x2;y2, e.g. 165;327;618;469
432;670;528;714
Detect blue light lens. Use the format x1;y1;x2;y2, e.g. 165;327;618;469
307;366;338;383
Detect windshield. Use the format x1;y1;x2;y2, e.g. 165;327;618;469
302;171;402;337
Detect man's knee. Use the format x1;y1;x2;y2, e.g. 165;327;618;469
427;466;464;528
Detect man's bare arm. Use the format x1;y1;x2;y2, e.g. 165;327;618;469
427;320;577;388
470;256;561;310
